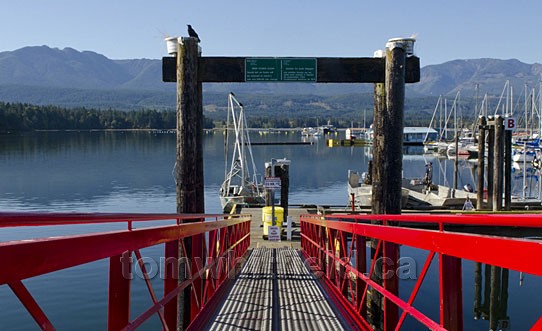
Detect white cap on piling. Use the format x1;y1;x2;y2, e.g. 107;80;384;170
373;49;385;58
164;36;179;56
386;37;416;56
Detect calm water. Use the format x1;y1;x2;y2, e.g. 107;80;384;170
0;131;540;330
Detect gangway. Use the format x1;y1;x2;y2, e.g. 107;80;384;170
1;212;542;330
198;247;350;330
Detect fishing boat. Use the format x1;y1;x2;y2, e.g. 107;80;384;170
219;93;265;213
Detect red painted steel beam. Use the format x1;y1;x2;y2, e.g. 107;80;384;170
108;252;131;331
532;316;542;329
124;233;250;331
133;250;168;329
301;232;445;330
301;218;542;276
300;250;373;331
0;218;249;285
318;213;542;228
190;233;204;320
396;251;436;329
0;212;234;227
8;281;55;331
355;234;367;318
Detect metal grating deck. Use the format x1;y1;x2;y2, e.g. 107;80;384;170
206;247;347;331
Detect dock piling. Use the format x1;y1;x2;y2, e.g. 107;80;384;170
174;36;204;330
477;117;487;210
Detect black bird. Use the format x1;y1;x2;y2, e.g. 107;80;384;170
187;24;201;43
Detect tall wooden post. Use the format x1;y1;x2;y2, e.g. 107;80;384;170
264;164;272;206
370;38;412;330
504;127;512;210
493;116;504;211
476;117;486;210
371;80;386;216
369;80;385;328
487;118;495;211
175;36;204;330
278;164;289;219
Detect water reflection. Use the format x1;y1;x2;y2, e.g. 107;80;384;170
474;263;510;330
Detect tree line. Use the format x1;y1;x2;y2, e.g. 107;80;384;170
1;99;448;133
0;102;214;132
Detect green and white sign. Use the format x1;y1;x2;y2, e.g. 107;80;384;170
245;58;316;82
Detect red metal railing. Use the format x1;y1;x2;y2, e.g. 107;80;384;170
300;213;542;331
0;212;251;331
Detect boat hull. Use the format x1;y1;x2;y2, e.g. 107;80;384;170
220;195;266;213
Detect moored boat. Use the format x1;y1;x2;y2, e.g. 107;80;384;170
219;93;265;213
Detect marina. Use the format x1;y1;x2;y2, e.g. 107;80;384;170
1;130;542;330
1;30;542;331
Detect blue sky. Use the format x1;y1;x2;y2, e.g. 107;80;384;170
2;1;540;66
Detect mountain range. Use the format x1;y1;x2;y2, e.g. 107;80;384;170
0;45;541;112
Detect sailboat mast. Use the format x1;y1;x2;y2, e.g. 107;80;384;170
240;104;246;185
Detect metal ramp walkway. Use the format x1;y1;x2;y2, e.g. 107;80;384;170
205;247;348;331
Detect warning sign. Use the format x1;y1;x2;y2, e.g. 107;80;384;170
268;226;281;242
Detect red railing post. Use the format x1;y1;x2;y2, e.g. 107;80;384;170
355;234;367;318
205;229;218;301
108;251;131;331
190;218;204;320
163;240;179;331
439;254;463;331
319;223;326;273
338;230;348;296
383;241;399;331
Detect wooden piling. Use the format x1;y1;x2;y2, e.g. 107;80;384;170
382;40;408;330
477;117;486;210
489;266;502;331
174;36;204;330
278;164;289;218
264;165;272;206
369;81;385;329
440;255;463;331
371;80;386;215
473;262;482;319
369;40;409;330
504;128;512;210
487;118;495;211
493;116;504;211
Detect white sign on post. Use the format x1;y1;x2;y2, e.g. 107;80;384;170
268;226;281;242
264;177;281;189
504;117;516;131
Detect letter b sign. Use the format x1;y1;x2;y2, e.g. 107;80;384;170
505;117;516;131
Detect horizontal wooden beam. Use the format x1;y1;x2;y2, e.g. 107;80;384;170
162;56;420;84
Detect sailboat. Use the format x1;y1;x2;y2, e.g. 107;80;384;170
219;93;265;213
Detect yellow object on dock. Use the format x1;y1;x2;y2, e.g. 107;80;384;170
262;206;284;237
326;138;370;147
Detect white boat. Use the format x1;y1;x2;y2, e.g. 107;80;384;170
366;127;438;145
347;170;409;208
512;148;537;162
424;141;449;154
219;93;265;213
347;169;477;209
447;136;476;159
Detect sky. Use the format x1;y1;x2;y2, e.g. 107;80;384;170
2;1;541;66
